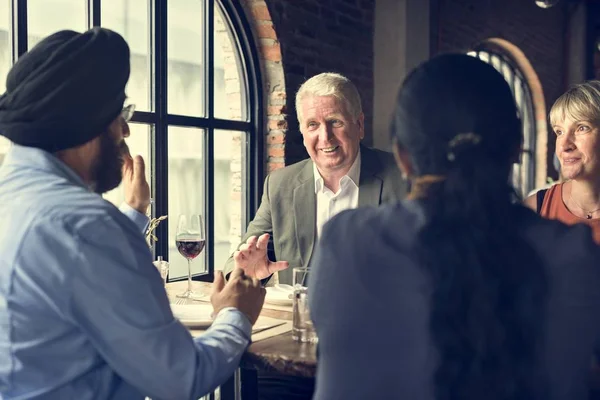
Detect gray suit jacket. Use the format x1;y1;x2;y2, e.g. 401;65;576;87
223;146;406;284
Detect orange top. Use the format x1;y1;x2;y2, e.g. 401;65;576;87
540;183;600;245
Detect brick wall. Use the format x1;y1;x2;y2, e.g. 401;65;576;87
433;0;568;177
251;0;376;166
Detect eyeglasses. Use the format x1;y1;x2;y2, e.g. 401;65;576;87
121;104;136;122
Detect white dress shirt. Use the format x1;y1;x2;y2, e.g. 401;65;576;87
313;150;361;240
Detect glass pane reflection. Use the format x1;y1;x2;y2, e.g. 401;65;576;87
168;126;205;278
28;0;86;49
102;0;150;111
0;0;9;94
214;6;246;121
168;0;204;117
213;130;246;271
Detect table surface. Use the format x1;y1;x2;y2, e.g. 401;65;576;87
166;280;317;377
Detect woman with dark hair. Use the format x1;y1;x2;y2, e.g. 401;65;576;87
308;54;600;399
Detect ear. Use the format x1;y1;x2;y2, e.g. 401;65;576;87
357;112;365;140
392;140;414;178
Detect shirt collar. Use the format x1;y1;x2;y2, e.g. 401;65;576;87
2;144;90;189
313;148;361;194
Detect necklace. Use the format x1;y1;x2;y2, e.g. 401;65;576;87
568;190;600;219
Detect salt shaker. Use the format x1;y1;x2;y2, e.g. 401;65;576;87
153;256;169;286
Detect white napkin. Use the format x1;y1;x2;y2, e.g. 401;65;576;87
265;284;294;305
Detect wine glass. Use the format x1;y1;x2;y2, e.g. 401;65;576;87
175;214;206;299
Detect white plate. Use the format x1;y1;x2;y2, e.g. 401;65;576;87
265;284;294;306
170;303;214;328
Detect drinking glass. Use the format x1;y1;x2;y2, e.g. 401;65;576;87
292;268;318;343
175;214;206;299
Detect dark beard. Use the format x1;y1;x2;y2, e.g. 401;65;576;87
92;131;128;194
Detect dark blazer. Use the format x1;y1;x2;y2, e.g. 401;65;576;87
223;146;406;284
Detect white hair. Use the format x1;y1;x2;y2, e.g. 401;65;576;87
295;72;362;122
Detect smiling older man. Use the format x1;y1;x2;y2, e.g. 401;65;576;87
223;72;405;286
221;72;405;400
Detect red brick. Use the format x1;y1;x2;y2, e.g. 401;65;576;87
262;41;281;62
256;23;276;39
267;133;285;144
268;119;288;130
268;146;285;158
250;4;270;21
268;105;286;115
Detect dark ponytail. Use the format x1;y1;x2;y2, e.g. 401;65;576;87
392;54;547;399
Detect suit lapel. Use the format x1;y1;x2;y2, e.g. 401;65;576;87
293;162;316;267
358;147;383;207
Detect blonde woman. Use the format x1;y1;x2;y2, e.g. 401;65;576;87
525;80;600;244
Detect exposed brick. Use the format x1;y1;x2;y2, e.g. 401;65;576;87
268;119;288;130
267;105;287;115
268;146;285;158
261;40;282;62
435;0;567;181
256;23;277;39
243;0;375;165
250;4;271;21
267;132;285;144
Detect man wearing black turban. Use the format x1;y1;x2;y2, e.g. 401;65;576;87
0;28;265;400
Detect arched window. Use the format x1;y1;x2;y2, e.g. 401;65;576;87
468;49;537;197
0;0;263;282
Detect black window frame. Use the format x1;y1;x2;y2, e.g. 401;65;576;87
8;0;264;282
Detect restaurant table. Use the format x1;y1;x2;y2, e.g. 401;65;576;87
166;281;317;400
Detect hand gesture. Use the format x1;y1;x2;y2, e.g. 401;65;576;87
233;233;289;280
122;154;151;215
211;269;265;325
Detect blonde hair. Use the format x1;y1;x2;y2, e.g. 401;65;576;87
549;80;600;127
295;72;362;122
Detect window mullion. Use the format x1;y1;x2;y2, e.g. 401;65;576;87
9;0;27;63
153;0;169;262
86;0;101;28
201;0;215;280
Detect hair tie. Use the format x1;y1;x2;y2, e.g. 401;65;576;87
447;132;482;162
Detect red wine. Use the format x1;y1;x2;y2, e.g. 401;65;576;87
176;239;205;259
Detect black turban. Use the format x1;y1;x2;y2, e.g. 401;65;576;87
0;27;130;152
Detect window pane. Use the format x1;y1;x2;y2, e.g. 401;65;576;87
214;6;246;121
0;137;11;166
102;0;150;111
103;123;152;207
168;0;204;116
28;0;87;49
168;127;205;278
0;0;9;94
478;51;490;63
214;130;246;270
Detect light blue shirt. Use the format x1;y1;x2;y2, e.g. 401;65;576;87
0;145;251;400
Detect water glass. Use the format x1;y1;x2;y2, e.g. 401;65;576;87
292;268;318;343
